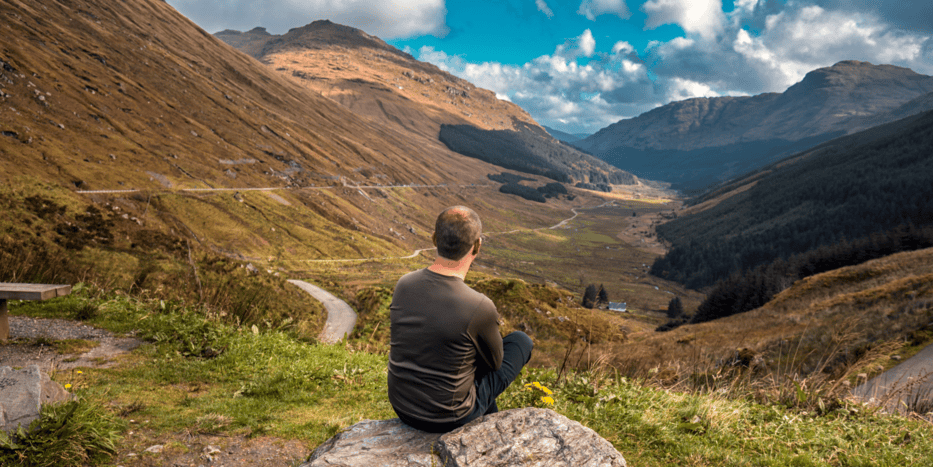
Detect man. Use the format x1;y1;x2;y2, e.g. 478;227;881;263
388;206;534;433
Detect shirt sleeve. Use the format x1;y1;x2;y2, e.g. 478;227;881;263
469;296;503;372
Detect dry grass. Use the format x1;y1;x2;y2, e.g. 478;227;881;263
596;248;933;417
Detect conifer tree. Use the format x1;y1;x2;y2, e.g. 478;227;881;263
597;284;608;304
582;284;597;309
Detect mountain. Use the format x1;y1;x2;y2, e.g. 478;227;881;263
577;61;933;191
216;22;633;188
1;0;605;282
214;27;274;59
543;126;588;143
651;108;933;291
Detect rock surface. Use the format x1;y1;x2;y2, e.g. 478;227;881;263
300;408;626;467
0;365;73;434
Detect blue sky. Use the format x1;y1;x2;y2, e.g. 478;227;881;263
169;0;933;135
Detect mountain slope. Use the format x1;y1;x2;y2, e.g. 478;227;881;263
0;0;588;270
216;22;634;188
651;109;933;289
577;61;933;191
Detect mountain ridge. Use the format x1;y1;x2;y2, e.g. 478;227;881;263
216;21;637;189
578;61;933;191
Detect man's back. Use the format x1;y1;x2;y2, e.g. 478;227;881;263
387;268;503;424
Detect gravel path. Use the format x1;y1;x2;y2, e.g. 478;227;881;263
0;316;142;372
287;280;358;344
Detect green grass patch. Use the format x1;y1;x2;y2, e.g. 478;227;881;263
8;285;933;466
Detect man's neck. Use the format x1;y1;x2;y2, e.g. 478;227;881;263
427;255;473;281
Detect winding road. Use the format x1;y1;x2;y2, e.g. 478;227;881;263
287;280;358;344
853;342;933;415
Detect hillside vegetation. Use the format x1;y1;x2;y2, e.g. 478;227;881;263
652;110;933;297
622;248;933;384
6;285;933;466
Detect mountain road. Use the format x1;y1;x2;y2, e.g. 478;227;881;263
853;342;933;415
287;280;357;344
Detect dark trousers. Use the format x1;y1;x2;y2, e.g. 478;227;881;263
395;331;534;433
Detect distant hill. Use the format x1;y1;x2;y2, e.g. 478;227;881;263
543;126;588;143
214;27;274;59
651;109;933;291
577;61;933;191
216;21;635;188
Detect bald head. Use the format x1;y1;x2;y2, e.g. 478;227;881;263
433;206;482;261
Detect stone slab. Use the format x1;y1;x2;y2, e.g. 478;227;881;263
0;365;73;434
300;408;626;467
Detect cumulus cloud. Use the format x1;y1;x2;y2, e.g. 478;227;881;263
166;0;447;38
815;0;933;35
646;2;933;95
733;5;932;89
577;0;631;21
420;2;932;134
417;30;659;134
535;0;555;18
642;0;725;40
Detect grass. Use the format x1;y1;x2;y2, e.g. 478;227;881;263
5;288;933;466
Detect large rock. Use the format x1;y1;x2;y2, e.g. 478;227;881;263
301;408;626;467
0;365;73;434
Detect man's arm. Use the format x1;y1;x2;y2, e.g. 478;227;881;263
470;298;504;371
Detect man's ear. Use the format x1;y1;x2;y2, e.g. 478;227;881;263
432;232;437;247
472;238;481;256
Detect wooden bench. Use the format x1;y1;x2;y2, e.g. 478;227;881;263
0;283;72;341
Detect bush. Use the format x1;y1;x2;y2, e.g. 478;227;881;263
499;183;546;203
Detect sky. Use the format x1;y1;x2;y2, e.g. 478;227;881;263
167;0;933;135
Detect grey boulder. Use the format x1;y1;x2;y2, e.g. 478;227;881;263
0;365;73;435
301;407;626;467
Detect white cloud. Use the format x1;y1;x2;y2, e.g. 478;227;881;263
663;77;720;102
417;32;655;134
421;2;933;134
577;0;631;21
535;0;554;18
167;0;447;38
642;0;725;39
555;29;598;58
612;41;635;55
732;5;932;89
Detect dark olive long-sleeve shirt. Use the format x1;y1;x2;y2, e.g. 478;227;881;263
387;268;503;423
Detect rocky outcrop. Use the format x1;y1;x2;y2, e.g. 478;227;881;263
300;408;626;467
0;365;73;434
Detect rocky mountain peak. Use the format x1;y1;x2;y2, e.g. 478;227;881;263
264;19;404;58
785;61;932;98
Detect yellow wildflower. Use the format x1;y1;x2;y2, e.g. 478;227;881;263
541;396;555;405
64;384;72;389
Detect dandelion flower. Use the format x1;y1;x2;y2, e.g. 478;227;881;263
64;384;72;389
76;371;83;374
541;396;555;405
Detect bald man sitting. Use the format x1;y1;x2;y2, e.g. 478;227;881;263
387;206;534;433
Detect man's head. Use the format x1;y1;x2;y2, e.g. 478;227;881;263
433;206;482;261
